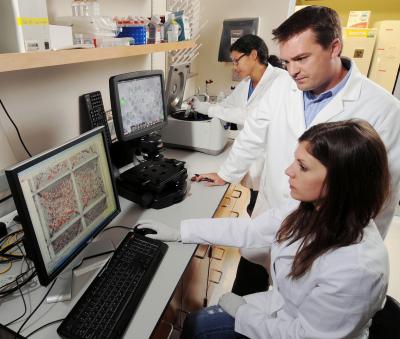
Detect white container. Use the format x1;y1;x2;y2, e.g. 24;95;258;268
0;0;50;53
48;25;73;50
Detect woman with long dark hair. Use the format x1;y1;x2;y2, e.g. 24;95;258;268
140;119;390;338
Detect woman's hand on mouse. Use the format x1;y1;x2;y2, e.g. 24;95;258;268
136;220;181;242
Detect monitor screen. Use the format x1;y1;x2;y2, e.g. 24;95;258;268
5;127;120;286
109;70;168;142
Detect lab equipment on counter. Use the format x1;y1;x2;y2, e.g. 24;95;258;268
0;0;50;53
161;64;229;155
109;70;188;208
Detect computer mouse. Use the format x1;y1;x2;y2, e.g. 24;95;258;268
133;226;157;236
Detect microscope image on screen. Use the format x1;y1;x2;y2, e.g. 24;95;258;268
5;128;120;287
118;77;164;136
28;145;107;256
13;135;117;272
109;70;188;209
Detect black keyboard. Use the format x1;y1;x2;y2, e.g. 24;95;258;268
57;233;168;339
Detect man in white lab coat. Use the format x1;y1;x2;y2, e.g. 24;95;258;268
194;6;400;294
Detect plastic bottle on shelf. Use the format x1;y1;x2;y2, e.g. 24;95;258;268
71;0;79;16
87;0;100;16
166;14;180;42
148;16;162;44
79;0;89;16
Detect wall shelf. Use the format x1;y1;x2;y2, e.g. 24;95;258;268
0;40;196;73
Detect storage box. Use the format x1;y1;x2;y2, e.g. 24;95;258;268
0;0;50;53
48;25;73;50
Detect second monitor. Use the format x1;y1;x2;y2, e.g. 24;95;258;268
109;70;187;209
110;70;168;142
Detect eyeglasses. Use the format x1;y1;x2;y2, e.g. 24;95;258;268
231;53;247;66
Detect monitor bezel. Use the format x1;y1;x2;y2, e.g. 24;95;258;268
109;70;168;142
5;127;121;286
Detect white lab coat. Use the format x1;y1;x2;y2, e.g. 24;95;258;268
181;203;389;339
207;64;287;189
218;58;400;239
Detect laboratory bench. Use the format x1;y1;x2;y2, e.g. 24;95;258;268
0;144;250;339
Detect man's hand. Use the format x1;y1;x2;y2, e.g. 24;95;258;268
191;173;227;186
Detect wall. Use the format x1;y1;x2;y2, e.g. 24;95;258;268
0;0;297;161
0;0;165;162
296;0;400;27
192;0;295;97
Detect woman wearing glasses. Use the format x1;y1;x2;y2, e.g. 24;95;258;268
191;34;286;200
192;34;285;130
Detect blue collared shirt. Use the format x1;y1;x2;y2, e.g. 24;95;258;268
303;64;352;127
248;81;255;100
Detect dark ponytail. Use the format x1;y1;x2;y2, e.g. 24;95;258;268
267;55;284;69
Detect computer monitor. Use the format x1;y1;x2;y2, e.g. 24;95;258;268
109;70;168;143
5;127;120;286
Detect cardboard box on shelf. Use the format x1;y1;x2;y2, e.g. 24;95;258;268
48;25;73;50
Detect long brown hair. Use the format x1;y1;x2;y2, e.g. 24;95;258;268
276;120;390;279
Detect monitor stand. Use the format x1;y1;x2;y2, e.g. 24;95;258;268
46;239;115;303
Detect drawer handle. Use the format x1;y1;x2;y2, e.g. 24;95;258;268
194;245;210;259
231;189;242;198
209;269;223;284
220;197;231;207
230;211;240;218
194;245;211;259
211;247;225;260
